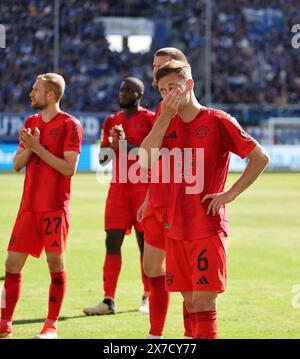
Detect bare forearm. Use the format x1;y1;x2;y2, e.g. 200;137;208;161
35;145;76;177
139;117;170;168
144;188;150;206
228;151;270;199
14;149;32;172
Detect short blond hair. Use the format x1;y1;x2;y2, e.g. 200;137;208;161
37;73;65;101
155;48;187;63
156;60;192;84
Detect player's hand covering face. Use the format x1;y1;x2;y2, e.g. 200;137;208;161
158;74;191;118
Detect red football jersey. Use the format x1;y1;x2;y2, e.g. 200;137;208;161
19;112;83;213
101;107;154;191
161;107;258;241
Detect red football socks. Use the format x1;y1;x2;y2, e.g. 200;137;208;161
47;271;67;321
190;311;218;339
148;275;170;336
140;255;150;297
103;254;122;299
1;272;22;322
183;302;193;337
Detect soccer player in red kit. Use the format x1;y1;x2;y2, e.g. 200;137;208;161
83;77;153;316
0;73;83;339
137;48;193;338
139;61;270;339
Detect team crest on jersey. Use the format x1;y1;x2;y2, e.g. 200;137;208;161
195;125;210;138
166;271;174;286
49;128;60;138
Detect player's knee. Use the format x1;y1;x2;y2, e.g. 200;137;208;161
5;257;21;273
46;255;64;272
192;295;217;312
143;258;164;278
183;298;194;313
143;260;153;277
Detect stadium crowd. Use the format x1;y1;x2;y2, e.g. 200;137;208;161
1;0;300;116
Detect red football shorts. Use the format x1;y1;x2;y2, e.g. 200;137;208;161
165;232;228;293
8;208;70;258
105;185;147;232
143;205;165;250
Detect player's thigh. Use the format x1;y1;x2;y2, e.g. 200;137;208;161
165;238;193;292
105;185;132;231
105;203;131;232
9;210;43;258
187;234;228;294
5;251;28;273
143;208;166;250
143;241;166;277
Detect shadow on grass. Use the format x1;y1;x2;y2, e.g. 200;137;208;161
0;276;4;281
13;310;139;325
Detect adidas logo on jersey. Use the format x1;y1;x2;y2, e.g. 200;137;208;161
167;131;178;139
197;275;209;285
51;240;59;248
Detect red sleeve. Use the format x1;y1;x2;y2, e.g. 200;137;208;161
63;118;83;153
217;112;257;159
101;115;114;147
19;116;32;149
151;102;162;128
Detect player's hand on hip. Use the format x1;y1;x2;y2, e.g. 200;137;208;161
202;191;235;216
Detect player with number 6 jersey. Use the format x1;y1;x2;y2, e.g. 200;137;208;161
139;60;270;339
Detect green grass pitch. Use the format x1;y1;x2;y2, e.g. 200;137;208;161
0;172;299;339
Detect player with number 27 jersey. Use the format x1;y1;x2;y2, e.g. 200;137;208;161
9;112;83;258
